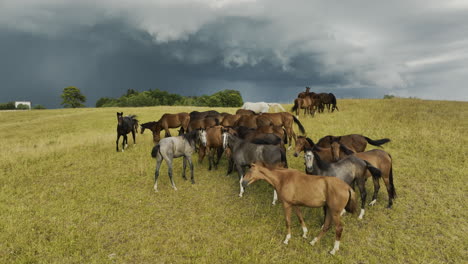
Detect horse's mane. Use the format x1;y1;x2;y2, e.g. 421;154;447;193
339;144;355;155
311;150;331;170
141;121;157;128
305;137;315;147
183;130;199;144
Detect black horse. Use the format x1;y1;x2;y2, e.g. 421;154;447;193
116;112;138;152
222;129;287;202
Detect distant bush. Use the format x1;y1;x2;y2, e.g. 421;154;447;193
16;104;30;110
0;102;15;110
383;94;395;99
33;104;46;110
96;89;243;108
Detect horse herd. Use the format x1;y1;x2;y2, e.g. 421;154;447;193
292;87;339;116
114;101;394;255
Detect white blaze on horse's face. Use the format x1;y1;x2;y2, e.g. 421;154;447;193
222;132;228;149
199;129;207;147
304;150;314;170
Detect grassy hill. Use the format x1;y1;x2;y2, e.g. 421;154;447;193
0;99;466;263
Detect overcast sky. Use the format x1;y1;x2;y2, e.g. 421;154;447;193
1;0;467;108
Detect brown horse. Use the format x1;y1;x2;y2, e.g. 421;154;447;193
316;134;390;152
293;136;348;162
220;114;241;127
332;142;396;208
141;112;190;143
317;93;339;112
297;86;311;98
198;126;225;170
234;114;273;129
187;117;219;132
242;161;357;255
260;112;305;146
235;109;256;115
291;97;314;116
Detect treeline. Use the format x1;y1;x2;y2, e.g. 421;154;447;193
96;89;243;108
0;102;45;110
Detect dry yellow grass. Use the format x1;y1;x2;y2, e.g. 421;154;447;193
0;99;467;263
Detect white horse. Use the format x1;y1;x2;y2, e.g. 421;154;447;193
242;102;286;113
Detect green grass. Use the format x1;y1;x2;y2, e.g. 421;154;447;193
0;99;467;263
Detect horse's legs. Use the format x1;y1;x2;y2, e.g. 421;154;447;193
214;148;223;169
294;207;308;238
383;173;394;208
370;176;381;206
187;156;195;184
282;203;293;244
208;148;213;171
357;179;367;219
182;156;188;181
153;155;163;192
226;158;234;176
329;211;343;255
131;129;136;145
236;164;245;197
166;158;177;191
272;190;278;205
116;134;121;152
311;207;332;246
123;134;128;151
164;128;171;137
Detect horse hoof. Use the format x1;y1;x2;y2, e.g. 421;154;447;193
329;250;337;255
310;238;318;246
369;200;377;206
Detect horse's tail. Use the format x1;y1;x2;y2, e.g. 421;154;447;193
345;189;357;214
329;93;339;111
388;153;396;199
364;136;391;147
151;144;161;158
364;160;382;180
292;115;306;134
291;99;299;112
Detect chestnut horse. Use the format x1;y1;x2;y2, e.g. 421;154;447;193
259;112;305;146
291;97;314;116
220;114;241;127
332;142;396;208
198;126;225;170
316;134;390;152
141;112;190;143
187;117;219;132
242;162;357;255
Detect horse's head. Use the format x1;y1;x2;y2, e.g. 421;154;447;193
198;128;207;147
304;148;315;173
294;136;307;157
242;162;265;188
330;141;341;162
117;112;124;126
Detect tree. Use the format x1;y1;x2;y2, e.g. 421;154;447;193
33;104;46;110
61;86;86;108
16;104;30;110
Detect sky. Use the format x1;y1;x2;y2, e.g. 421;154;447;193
1;0;467;108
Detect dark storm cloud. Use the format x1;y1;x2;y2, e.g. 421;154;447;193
0;0;467;108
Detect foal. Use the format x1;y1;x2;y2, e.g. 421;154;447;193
116;112;138;152
242;162;357;255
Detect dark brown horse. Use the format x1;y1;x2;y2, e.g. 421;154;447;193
316;134;390;152
141;112;190;143
116;112;138;152
317;93;339;112
242;161;357;255
331;142;396;208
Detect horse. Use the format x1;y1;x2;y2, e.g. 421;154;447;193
189;110;220;120
291;97;314;116
235;109;257;115
259;112;305;146
316;134;391;152
141;112;190;143
220;114;241;127
332;142;396;208
267;103;286;112
304;149;382;219
297;86;311;98
234;114;274;129
116;112;138;152
197;126;225;170
293;136;348;161
242;102;270;113
317;93;339;112
150;130;201;192
222;130;287;199
187;117;219;132
242;161;357;255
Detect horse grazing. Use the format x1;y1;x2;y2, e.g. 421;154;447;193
198;126;225;170
141;112;190;143
293;136;348;161
332;142;396;208
304;149;382;219
317;93;339;112
222;130;287;199
150;130;201;192
116;112;138;152
242;162;357;255
291;97;314;116
316;134;390;152
189;110;220;120
242;102;270;113
260;112;305;146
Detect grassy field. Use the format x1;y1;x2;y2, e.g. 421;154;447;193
0;99;467;263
